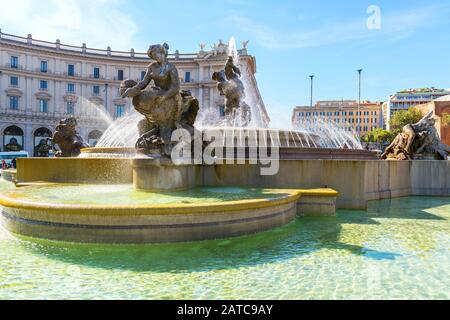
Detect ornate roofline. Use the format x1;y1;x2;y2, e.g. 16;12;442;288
0;30;248;64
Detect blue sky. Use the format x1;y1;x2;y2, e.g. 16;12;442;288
1;0;449;127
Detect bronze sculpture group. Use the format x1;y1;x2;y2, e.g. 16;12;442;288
52;117;89;157
382;111;449;160
212;56;251;127
119;43;199;157
49;42;448;162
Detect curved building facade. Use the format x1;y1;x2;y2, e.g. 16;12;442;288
0;31;269;156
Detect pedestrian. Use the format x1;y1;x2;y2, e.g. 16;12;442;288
11;158;16;169
1;160;6;170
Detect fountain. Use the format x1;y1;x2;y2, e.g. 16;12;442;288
2;38;446;245
0;40;342;244
80;38;375;161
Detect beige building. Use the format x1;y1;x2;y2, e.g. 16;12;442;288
292;100;382;135
0;30;269;156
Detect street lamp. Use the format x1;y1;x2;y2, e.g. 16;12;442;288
357;69;363;133
309;75;314;108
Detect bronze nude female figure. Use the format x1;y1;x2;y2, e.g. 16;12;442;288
120;43;198;157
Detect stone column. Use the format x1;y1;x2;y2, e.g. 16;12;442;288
25;123;33;155
26;77;33;113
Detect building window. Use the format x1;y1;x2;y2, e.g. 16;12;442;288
40;80;48;90
10;76;18;87
88;130;103;147
67;102;75;114
93;67;100;79
141;71;146;80
40;61;48;73
3;126;24;152
10;56;18;68
9;96;19;110
115;105;125;118
67;64;75;76
39;99;48;113
185;71;191;83
93;85;100;95
33;127;52;157
117;70;124;81
67;83;75;93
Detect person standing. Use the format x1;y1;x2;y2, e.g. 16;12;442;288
1;160;7;170
11;158;16;169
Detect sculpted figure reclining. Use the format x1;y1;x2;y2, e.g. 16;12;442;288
382;111;449;160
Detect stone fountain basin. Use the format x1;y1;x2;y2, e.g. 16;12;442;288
0;182;308;244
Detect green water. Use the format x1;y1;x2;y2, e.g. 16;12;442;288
2;183;291;205
0;179;449;299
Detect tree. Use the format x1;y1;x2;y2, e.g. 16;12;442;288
363;128;396;150
361;132;374;150
371;128;394;144
389;108;423;132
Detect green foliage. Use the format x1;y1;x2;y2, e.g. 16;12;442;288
362;128;396;150
389;108;423;132
371;128;395;143
442;112;450;128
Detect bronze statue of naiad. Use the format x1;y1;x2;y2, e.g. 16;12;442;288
52;117;89;157
120;43;199;157
212;56;251;127
382;111;450;160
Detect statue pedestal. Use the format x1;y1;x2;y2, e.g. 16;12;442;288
132;158;198;191
412;154;441;160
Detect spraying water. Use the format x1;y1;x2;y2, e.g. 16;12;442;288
228;36;239;64
294;117;362;149
77;97;114;127
89;37;362;150
95;111;142;148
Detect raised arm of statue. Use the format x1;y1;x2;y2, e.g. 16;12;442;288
136;66;153;90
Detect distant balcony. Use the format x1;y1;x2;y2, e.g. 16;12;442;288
181;78;196;84
89;75;104;80
63;71;79;77
3;63;24;70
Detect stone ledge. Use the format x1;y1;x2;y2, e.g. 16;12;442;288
297;195;337;217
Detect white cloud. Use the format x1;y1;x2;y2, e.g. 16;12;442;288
228;5;447;49
0;0;139;50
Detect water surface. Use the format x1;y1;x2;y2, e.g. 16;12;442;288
0;191;449;299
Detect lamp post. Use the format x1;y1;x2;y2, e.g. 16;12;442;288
309;75;314;108
357;69;363;133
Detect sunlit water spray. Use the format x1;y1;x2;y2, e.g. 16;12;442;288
87;37;361;150
77;97;114;127
294;117;362;149
95;111;141;148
